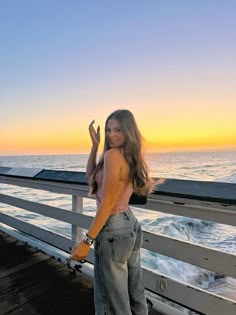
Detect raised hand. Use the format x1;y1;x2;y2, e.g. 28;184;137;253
89;120;100;148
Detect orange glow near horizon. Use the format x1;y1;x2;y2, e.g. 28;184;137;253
1;99;236;156
1;118;236;155
145;130;236;151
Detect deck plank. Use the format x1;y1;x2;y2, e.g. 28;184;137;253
0;231;94;315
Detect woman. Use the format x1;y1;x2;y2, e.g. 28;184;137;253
71;109;153;315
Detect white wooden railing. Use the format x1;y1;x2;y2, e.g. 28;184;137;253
0;167;235;315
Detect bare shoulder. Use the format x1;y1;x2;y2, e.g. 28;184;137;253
104;148;126;165
104;148;123;159
104;149;129;180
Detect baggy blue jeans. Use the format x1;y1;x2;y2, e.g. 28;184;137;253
94;209;148;315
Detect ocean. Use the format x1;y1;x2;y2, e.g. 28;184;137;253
0;151;236;302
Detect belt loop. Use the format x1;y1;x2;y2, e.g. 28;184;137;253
123;212;130;220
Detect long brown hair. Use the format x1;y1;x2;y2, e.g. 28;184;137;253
89;109;153;195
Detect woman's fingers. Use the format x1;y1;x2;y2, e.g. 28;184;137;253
88;120;100;145
89;120;95;129
70;241;90;261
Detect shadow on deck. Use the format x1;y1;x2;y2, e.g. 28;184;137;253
0;230;95;315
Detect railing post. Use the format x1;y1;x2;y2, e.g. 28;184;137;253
72;195;83;241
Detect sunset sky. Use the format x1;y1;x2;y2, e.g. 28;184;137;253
1;1;236;155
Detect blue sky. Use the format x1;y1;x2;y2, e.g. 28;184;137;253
1;1;236;154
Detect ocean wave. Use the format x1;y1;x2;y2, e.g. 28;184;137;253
216;173;236;183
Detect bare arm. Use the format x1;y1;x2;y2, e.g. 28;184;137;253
86;120;100;178
86;149;122;238
86;146;98;178
71;149;123;261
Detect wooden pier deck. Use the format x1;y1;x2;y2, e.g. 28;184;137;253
0;231;161;315
0;230;95;315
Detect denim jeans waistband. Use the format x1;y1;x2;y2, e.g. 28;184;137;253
110;208;133;218
105;208;134;225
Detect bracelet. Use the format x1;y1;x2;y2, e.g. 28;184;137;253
86;233;95;240
83;234;95;246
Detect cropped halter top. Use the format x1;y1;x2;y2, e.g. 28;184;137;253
95;168;133;214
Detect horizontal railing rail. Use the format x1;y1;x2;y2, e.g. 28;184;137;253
0;167;236;315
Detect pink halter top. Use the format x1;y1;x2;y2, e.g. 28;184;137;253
95;168;133;214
